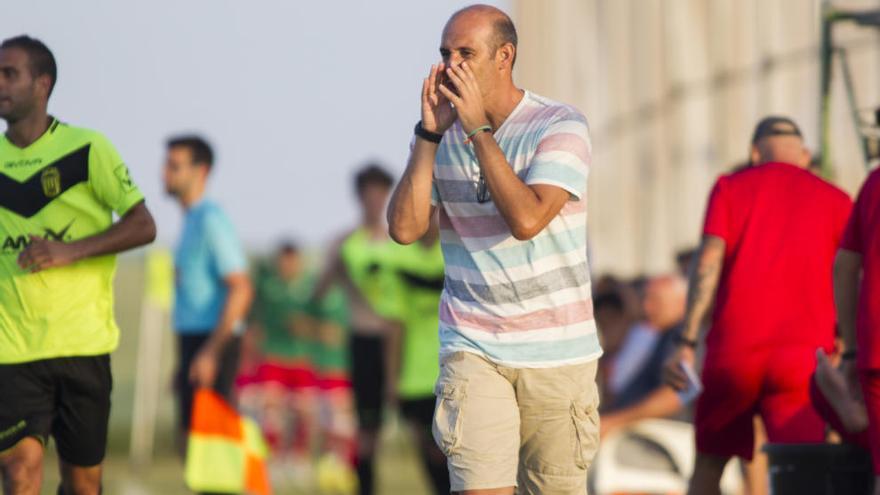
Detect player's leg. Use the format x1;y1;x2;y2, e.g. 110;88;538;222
0;360;55;495
0;438;44;495
174;334;205;455
349;334;385;495
687;453;730;495
432;352;519;495
53;356;112;495
400;397;450;495
692;354;764;495
57;463;101;495
515;360;599;495
739;416;768;495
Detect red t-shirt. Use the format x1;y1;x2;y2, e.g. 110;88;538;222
702;162;853;357
840;167;880;369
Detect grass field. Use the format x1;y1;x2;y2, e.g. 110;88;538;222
37;254;432;495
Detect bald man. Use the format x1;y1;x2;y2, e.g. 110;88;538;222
388;4;601;495
601;275;687;436
664;117;853;495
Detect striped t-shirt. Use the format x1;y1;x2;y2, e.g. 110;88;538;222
431;90;603;368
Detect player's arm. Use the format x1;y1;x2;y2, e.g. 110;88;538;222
383;320;403;406
663;234;725;390
834;249;862;354
18;201;156;272
312;237;347;302
600;387;683;438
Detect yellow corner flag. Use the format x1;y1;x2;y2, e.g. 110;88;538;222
185;389;272;495
145;248;174;311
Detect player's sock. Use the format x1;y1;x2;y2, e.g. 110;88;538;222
355;456;375;495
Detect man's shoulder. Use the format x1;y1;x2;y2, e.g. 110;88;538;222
53;121;114;150
525;91;589;127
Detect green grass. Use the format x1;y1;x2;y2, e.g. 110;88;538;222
38;255;432;495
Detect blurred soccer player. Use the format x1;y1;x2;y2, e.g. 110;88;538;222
664;117;853;495
390;215;450;494
387;5;602;494
249;242;319;470
163;135;253;453
313;164;402;495
0;35;156;495
835;165;880;495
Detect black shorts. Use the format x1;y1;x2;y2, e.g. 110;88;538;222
174;333;241;431
350;333;385;430
0;355;112;466
400;396;436;432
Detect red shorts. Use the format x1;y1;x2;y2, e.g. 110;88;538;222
695;347;825;460
859;371;880;474
255;361;318;390
318;373;352;392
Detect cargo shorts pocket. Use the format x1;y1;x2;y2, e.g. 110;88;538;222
571;400;600;470
432;380;466;457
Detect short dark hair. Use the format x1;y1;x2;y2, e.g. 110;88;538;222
491;13;518;68
0;35;57;96
167;135;214;169
354;163;393;195
278;240;300;256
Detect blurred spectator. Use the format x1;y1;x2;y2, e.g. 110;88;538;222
602;274;687;435
312;164;402;495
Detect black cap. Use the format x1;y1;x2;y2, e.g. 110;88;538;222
751;116;802;144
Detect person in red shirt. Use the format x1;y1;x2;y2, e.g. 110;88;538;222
835;165;880;494
664;116;853;495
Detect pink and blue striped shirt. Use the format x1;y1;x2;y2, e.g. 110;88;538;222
431;91;602;368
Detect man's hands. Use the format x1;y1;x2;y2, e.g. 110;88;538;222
189;345;220;389
17;235;79;272
663;344;696;391
421;63;458;135
437;62;490;134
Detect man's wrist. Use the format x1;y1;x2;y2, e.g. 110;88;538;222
676;334;698;349
415;121;443;143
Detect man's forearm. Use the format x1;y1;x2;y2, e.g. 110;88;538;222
388;138;437;244
207;275;253;351
68;202;156;261
834;249;863;351
613;387;683;427
471;132;555;239
681;236;725;341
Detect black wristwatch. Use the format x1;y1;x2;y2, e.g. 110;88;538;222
842;350;858;361
676;335;698;349
415;121;443;144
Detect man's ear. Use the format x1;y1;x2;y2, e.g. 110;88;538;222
498;43;515;70
749;144;761;166
35;74;52;100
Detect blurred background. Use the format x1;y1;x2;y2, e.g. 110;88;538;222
4;0;880;493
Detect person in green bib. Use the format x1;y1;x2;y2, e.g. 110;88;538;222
313;164;403;495
250;242;320;467
0;36;157;494
390;218;451;495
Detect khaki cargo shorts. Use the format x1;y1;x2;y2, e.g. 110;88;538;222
432;351;600;494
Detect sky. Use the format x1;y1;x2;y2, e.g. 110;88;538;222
2;0;506;251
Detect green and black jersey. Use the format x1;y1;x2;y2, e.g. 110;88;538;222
0;117;144;364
